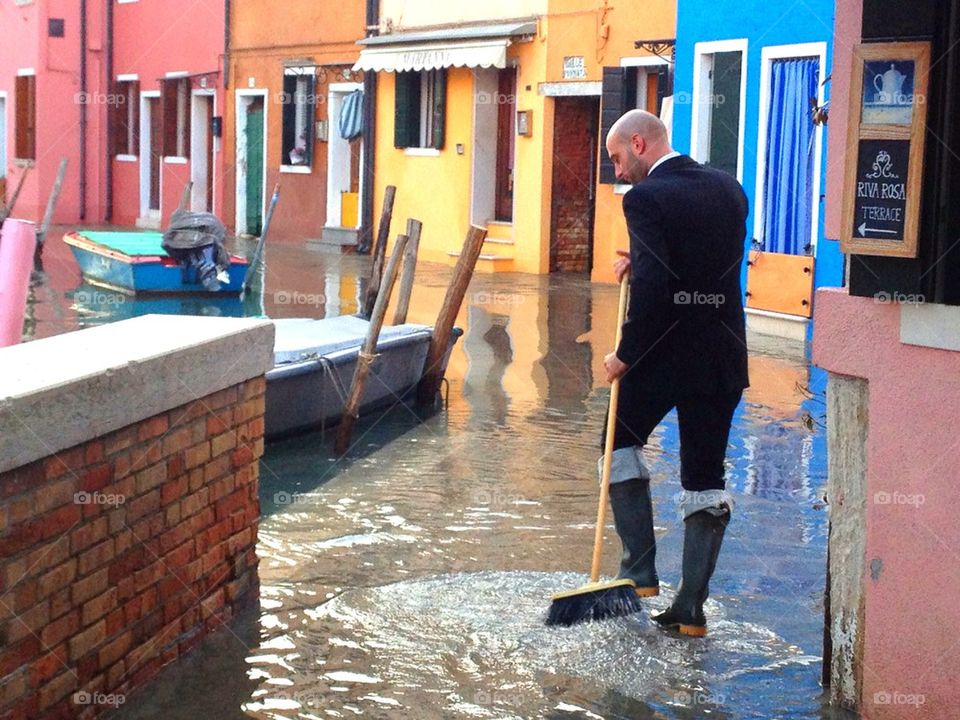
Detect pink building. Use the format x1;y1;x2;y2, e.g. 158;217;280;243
816;0;960;718
0;0;108;224
0;0;226;230
110;0;227;229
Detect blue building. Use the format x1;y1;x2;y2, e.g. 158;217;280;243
670;0;843;344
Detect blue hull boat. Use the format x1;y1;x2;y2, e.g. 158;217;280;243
64;230;248;294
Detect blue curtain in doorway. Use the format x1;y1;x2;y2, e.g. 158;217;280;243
763;58;819;255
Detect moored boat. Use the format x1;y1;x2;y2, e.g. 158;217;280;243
64;230;248;294
265;315;461;439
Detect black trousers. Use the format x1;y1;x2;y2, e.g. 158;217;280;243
603;386;742;492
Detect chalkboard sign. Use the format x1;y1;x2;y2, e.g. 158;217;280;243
852;139;909;241
842;42;929;258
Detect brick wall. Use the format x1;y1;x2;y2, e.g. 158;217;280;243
550;97;600;273
0;377;265;719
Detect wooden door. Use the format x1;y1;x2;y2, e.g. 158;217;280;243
148;97;161;211
495;69;516;222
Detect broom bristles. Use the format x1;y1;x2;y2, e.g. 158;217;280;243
545;579;642;627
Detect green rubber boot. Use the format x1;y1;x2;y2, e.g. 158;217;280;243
609;478;660;597
651;505;729;636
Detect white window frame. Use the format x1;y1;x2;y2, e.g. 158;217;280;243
613;55;672;194
162;71;189;163
280;66;316;173
115;74;139;159
753;42;827;255
691;39;748;183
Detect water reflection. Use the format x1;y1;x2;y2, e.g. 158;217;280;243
27;234;837;719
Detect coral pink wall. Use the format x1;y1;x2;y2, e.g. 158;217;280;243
813;287;960;719
112;0;225;226
0;1;108;224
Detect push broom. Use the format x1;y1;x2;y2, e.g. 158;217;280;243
546;275;643;627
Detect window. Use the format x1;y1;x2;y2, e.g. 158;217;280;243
394;69;446;150
113;79;140;156
692;42;747;180
598;64;670;184
161;77;190;158
281;68;316;168
15;74;36;161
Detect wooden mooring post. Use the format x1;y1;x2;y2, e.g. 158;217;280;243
361;185;396;319
416;224;487;406
335;232;410;455
392;218;422;325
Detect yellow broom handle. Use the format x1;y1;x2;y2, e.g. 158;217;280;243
590;274;630;583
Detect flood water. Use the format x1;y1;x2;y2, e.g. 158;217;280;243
27;232;852;719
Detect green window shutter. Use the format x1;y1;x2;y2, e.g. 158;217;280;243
599;66;628;184
394;71;420;148
655;64;671;115
431;69;447;150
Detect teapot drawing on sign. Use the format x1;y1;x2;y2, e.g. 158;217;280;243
874;64;907;104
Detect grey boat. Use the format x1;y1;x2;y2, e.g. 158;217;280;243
265;315;461;439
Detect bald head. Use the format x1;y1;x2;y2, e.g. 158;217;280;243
605;109;673;184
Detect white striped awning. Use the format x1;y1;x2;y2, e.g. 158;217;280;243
353;39;510;73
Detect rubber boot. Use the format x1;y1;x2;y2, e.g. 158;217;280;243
609;479;659;597
651;505;729;636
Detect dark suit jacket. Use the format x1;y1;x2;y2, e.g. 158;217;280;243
616;154;750;396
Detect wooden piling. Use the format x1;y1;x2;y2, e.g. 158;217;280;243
335;232;410;455
392;218;422;325
35;158;68;246
417;225;487;406
361;185;396;319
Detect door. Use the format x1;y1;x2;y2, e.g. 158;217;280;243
245;99;264;236
549;97;600;273
191;94;214;212
494;69;516;222
747;56;820;317
148;97;161;212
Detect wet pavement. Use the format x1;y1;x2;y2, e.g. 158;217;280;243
26;232;852;719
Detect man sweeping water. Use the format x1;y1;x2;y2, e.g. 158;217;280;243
547;109;749;633
602;109;749;636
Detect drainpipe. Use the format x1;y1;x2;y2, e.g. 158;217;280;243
79;0;88;221
224;0;231;89
358;0;378;254
105;0;114;222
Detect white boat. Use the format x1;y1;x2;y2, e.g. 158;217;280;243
265;315;461;439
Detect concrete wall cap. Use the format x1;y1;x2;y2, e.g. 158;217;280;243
0;314;275;475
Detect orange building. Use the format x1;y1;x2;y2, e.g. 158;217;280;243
354;0;676;279
224;0;367;244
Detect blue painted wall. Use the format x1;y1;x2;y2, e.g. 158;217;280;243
672;0;843;316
